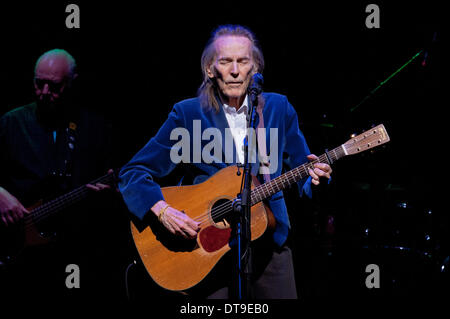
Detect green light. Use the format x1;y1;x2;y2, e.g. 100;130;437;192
350;50;423;113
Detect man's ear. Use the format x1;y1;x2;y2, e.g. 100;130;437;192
206;65;215;79
250;64;257;76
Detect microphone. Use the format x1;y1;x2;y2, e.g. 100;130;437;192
248;73;264;96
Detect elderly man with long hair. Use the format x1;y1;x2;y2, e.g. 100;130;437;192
119;25;332;299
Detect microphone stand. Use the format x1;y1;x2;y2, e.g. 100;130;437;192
235;82;261;300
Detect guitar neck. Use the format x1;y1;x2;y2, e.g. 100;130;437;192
30;173;114;220
250;145;346;204
249;123;390;204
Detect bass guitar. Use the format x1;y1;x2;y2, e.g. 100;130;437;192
0;173;115;266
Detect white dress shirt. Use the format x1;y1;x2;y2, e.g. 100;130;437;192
222;96;248;164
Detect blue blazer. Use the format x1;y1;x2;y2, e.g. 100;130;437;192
118;92;312;246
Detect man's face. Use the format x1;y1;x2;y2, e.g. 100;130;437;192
207;35;255;106
34;56;71;110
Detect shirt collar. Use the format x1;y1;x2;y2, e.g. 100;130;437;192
222;95;248;115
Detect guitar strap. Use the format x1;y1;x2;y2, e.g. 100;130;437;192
255;97;271;184
64;121;77;178
49;121;77;193
55;121;77;190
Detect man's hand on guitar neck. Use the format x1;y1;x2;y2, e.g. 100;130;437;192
306;154;333;186
147;155;331;240
85;183;110;192
151;200;200;239
0;187;30;226
85;169;117;192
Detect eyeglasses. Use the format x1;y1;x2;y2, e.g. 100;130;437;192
34;78;65;92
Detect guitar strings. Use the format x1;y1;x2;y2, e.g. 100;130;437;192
192;152;338;226
192;160;318;225
24;151;338;231
25;175;112;227
24;154;326;231
30;174;112;220
22;174;113;232
194;169;310;225
24;188;88;229
23;192;86;232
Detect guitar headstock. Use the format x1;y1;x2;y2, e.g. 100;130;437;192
343;124;390;155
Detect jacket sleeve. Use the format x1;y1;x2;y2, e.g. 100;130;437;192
282;99;313;198
118;104;184;220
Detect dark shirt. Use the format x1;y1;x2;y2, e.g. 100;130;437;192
0;102;112;205
0;102;123;301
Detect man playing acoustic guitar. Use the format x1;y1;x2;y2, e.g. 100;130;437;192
119;25;332;299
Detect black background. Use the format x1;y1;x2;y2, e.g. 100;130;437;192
0;0;446;307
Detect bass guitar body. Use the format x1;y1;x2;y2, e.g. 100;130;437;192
0;200;55;265
0;173;115;267
130;165;274;292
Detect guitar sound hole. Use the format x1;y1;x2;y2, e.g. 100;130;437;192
211;198;233;228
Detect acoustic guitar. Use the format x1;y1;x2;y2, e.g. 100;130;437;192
131;124;390;291
0;173;115;266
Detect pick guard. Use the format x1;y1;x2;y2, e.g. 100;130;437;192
198;226;232;253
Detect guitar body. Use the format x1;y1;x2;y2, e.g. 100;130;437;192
0;200;55;265
129;124;391;292
0;172;115;267
23;201;55;246
131;165;275;291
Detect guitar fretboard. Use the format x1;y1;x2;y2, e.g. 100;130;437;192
26;173;115;224
250;145;346;204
